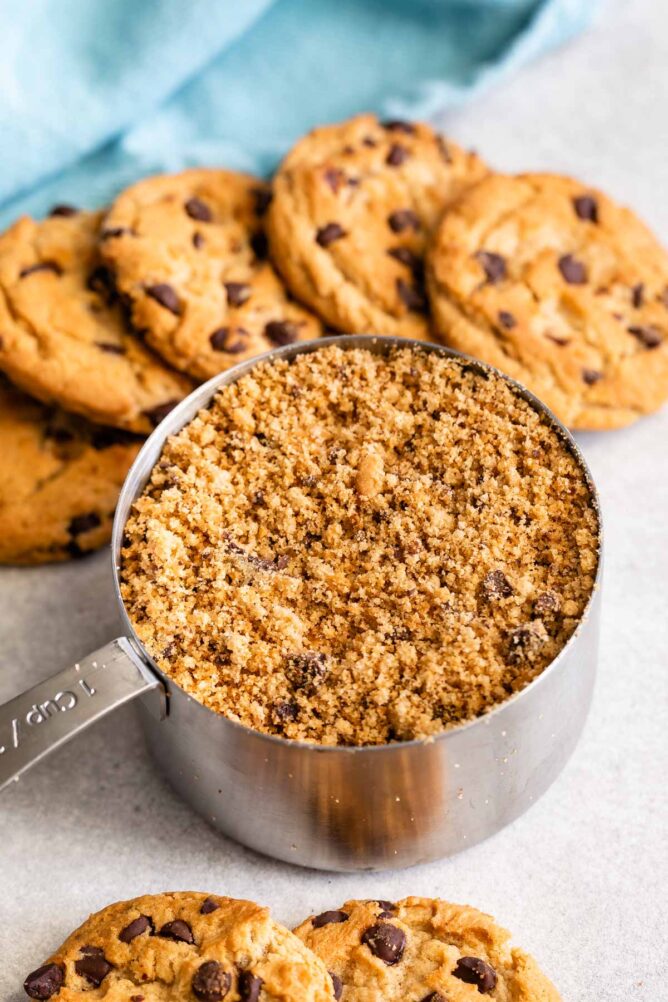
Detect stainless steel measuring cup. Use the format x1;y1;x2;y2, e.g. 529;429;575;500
0;335;603;871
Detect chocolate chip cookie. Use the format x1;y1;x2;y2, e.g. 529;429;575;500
0;210;192;433
427;172;668;429
294;897;561;1001
120;343;599;746
0;378;141;565
100;169;322;381
266;114;488;340
23;892;336;1001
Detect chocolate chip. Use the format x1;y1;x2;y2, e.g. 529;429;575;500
96;341;125;354
20;261;62;279
146;283;181;314
507;621;547;663
361;923;406;965
421;994;447;1002
582;368;603;385
436;135;452;163
558;254;587;284
312;910;349;928
387;247;423;278
375;900;396;912
628;324;663;348
23;963;64;1000
238;971;263;1001
362;135;377;147
330;973;343;1000
396;277;426;313
573;195;598;223
544;332;570;347
498;310;517;329
91;427;138;450
386;144;409;167
157;919;194;943
387;209;420;233
252;187;272;217
100;227;130;240
86;265;116;302
68;512;100;537
323;167;346;192
250;230;268;260
119;914;153;942
75;948;113;986
200;897;219;915
130;996;144;1001
193;232;205;249
144;399;180;427
316;222;347;247
453;956;497;993
475;251;506;284
265;320;298;346
534;590;560;614
631;283;644;308
481;570;513;599
224;282;252;307
287;653;329;692
185;197;212;222
272;700;299;724
191;961;231;1001
382;119;415;134
49;204;78;217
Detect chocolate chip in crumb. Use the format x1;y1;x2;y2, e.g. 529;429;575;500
387;209;420;233
582;368;603;385
475;251;506;284
312;909;349;928
200;897;219;915
74;948;113;986
265;320;299;346
421;994;447;1002
386;143;409;167
185;197;212;222
453;956;498;993
498;310;517;329
287;652;329;692
157;919;194;943
628;325;663;348
272;700;299;724
361;922;406;965
534;590;561;614
631;283;644;308
573;194;599;223
224;282;252;307
20;261;62;279
192;961;231;1001
316;222;347;247
330;972;343;1000
23;963;64;1000
238;970;263;1002
558;254;587;285
507;621;548;663
49;204;78;217
397;277;427;313
144;399;181;427
68;512;100;537
145;283;181;315
481;570;513;599
119;914;153;942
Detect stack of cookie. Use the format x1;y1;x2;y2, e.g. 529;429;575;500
22;891;561;1000
2;112;667;562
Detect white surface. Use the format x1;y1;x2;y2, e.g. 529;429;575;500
1;2;667;999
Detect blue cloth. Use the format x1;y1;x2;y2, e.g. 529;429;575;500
0;0;599;227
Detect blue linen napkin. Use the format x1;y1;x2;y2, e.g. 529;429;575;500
0;0;599;227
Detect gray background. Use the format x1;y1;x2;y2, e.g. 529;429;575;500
1;1;667;999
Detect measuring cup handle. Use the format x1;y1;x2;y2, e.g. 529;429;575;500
0;637;165;792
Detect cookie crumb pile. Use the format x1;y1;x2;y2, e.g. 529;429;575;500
121;344;599;746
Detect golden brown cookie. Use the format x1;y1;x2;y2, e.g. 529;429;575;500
266;114;487;340
427;172;668;429
0;378;141;565
120;344;599;746
100;169;323;381
294;897;561;1001
23;891;336;1001
0;210;192;433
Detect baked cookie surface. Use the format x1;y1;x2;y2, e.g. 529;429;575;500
266;114;487;340
23;892;336;1001
294;897;561;1001
0;210;192;433
0;379;141;565
427;172;668;429
101;169;322;381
